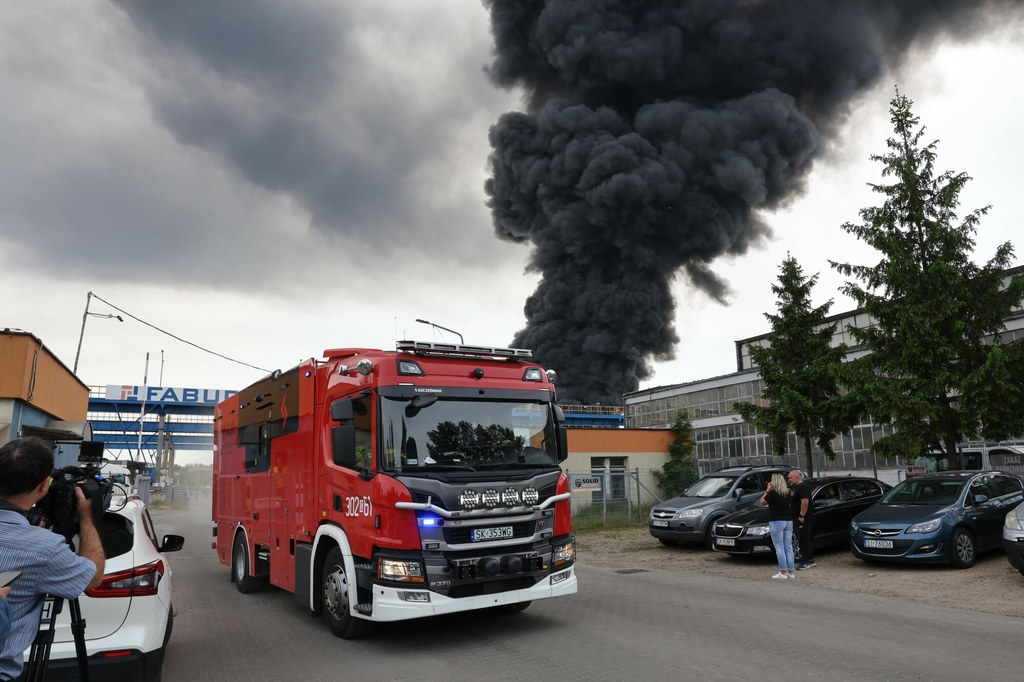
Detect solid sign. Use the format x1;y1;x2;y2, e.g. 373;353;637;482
569;474;603;491
106;385;237;406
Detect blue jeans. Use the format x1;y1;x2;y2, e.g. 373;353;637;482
769;520;795;571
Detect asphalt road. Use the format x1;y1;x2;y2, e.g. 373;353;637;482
155;503;1018;682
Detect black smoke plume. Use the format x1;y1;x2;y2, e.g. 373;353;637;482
484;0;1021;404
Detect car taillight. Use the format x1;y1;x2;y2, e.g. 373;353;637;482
85;560;165;598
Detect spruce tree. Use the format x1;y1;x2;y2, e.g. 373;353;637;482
734;255;854;476
831;90;1023;468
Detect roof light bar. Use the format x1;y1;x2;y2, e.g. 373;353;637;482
397;340;532;359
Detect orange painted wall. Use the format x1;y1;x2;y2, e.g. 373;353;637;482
0;332;88;421
568;428;674;454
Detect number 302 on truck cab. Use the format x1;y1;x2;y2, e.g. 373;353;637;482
211;340;577;638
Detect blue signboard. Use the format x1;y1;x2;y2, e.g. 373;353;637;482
105;385;237;406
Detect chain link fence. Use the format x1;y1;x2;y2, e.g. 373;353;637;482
567;467;665;530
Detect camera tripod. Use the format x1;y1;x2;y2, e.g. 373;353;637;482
23;595;91;682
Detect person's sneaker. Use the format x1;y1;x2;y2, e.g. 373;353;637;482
771;572;787;580
797;561;814;570
785;573;796;579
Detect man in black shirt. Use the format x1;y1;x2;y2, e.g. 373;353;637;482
787;469;815;569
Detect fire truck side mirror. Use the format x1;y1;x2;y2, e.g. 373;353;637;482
557;427;568;462
331;425;357;468
553;405;569;463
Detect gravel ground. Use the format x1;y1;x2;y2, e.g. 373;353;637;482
576;525;1024;618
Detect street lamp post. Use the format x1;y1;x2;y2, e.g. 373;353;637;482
73;291;124;374
415;318;464;344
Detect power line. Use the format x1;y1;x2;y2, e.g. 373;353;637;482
89;292;271;373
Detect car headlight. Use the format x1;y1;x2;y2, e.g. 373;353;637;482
553;539;576;567
746;524;770;536
1006;509;1024;531
906;519;941;534
850;520;860;532
377;558;425;583
678;509;704;519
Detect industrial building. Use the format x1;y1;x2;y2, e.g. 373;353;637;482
623;269;1024;478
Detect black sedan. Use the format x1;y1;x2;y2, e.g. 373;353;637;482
711;476;890;557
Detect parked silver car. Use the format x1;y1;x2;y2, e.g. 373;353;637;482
1004;499;1024;576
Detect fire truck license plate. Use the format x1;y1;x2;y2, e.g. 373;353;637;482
471;526;513;541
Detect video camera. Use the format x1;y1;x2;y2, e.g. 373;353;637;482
28;441;114;542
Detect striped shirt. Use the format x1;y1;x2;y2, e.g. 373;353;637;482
0;509;97;681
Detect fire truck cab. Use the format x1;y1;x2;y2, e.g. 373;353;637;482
212;341;577;638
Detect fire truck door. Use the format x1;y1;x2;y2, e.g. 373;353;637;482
326;395;377;557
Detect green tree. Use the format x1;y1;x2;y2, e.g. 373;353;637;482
653;411;697;498
831;90;1024;468
734;255;855;476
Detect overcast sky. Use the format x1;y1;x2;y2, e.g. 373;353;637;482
3;2;1023;463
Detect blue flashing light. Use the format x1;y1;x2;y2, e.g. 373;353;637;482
418;516;440;527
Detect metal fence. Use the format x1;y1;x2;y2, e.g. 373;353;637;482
567;468;664;528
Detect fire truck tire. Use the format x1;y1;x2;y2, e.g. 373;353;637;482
233;534;267;594
322;547;373;639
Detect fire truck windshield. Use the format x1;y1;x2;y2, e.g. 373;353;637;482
379;396;560;473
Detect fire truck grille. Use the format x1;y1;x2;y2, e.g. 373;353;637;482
448;576;536;598
444;521;535;545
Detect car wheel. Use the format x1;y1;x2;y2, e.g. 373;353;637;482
322;547;373;639
703;523;718;550
162;605;174;648
950;528;976;569
232;534;267;593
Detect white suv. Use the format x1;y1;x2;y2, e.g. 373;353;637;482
25;497;184;682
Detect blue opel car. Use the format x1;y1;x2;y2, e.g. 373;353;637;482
850;471;1024;568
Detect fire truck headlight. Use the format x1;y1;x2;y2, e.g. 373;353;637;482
501;487;519;506
378;558;425;583
459;490;480;510
481;489;500;508
552;539;576;568
521;487;539;505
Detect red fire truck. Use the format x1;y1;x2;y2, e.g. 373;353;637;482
212;340;577;638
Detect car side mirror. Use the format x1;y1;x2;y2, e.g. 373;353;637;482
733;488;744;498
161;534;185;553
973;494;989;506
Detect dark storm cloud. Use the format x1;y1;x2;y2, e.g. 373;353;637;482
113;0;486;246
1;1;510;290
483;0;1023;404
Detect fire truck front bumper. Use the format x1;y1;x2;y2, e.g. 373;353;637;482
367;565;577;622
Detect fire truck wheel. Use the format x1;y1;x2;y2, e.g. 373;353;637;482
232;534;267;594
322;547;373;639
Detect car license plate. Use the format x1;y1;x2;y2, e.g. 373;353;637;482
471;526;513;541
864;538;894;549
716;538;735;547
652;520;669;527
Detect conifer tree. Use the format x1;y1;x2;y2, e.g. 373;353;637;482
734;255;854;476
832;90;1024;467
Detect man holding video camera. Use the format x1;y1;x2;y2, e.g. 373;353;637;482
0;437;105;682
